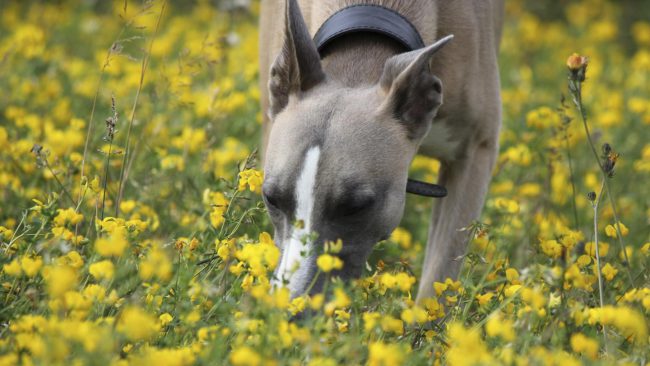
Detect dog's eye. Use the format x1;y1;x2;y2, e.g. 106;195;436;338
335;195;375;217
263;191;280;210
262;183;282;211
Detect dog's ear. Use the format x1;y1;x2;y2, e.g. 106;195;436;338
268;0;325;117
379;35;453;140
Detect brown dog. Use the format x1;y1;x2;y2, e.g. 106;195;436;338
259;0;503;300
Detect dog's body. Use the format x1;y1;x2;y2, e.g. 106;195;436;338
259;0;503;300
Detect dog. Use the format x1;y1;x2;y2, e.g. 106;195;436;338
259;0;503;301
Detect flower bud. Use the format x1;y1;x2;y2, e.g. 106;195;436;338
567;53;588;82
587;191;597;202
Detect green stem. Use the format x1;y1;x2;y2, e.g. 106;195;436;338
570;79;634;286
592;179;608;351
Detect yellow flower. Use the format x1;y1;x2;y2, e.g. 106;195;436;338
131;346;196;366
584;241;609;257
401;306;428;324
209;192;229;228
238;169;263;194
95;232;129;258
380;316;404;335
641;242;650;255
570;333;599;359
230;346;261;366
89;260;115;280
599;263;618;281
363;312;381;332
526;106;561;129
476;292;494;307
505;268;520;283
117;306;160;341
159;313;174;326
447;323;494;365
367;342;405;366
0;226;14;240
587;305;648;343
485;314;515;342
44;265;77;298
390;227;412;249
20;256;43;277
566;53;588;70
324;238;343;254
494;197;520;214
433;281;448;296
394;272;416;292
308;357;337;366
140;245;173;282
316;254;343;273
605;222;628;238
58;251;84;269
540;239;563;259
3;259;22;277
53;207;84;227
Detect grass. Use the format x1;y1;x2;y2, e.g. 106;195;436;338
0;0;648;365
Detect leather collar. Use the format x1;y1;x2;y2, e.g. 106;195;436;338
313;4;425;56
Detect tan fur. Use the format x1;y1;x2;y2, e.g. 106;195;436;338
260;0;503;301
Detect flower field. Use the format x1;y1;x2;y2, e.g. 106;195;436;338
0;0;649;365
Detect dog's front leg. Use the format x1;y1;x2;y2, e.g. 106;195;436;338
416;138;498;301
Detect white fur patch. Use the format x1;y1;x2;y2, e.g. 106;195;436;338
273;146;320;294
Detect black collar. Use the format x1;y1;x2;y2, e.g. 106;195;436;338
313;4;425;56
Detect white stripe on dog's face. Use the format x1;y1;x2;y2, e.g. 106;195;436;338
273;146;320;293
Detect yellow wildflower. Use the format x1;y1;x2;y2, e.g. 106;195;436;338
89;260;115;280
446;323;494;365
584;241;609;257
159;313;174;326
570;333;599;359
316;254;343;273
230;346;261;366
476;292;494;307
540;239;563;259
390;227;412;249
605;222;628;238
20;256;43;277
3;259;22;277
599;263;618;281
117;306;160;341
140;245;173;282
238;169;263;194
53;207;83;227
367;342;405;366
485;314;515;342
95;231;129;258
380;316;404;335
401;306;428;324
44;265;77;298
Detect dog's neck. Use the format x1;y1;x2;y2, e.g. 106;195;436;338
320;33;404;87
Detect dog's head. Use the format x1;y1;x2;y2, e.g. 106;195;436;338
264;0;451;297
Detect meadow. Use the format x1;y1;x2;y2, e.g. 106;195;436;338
0;0;649;365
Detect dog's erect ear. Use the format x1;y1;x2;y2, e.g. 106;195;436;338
268;0;325;117
379;35;453;139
